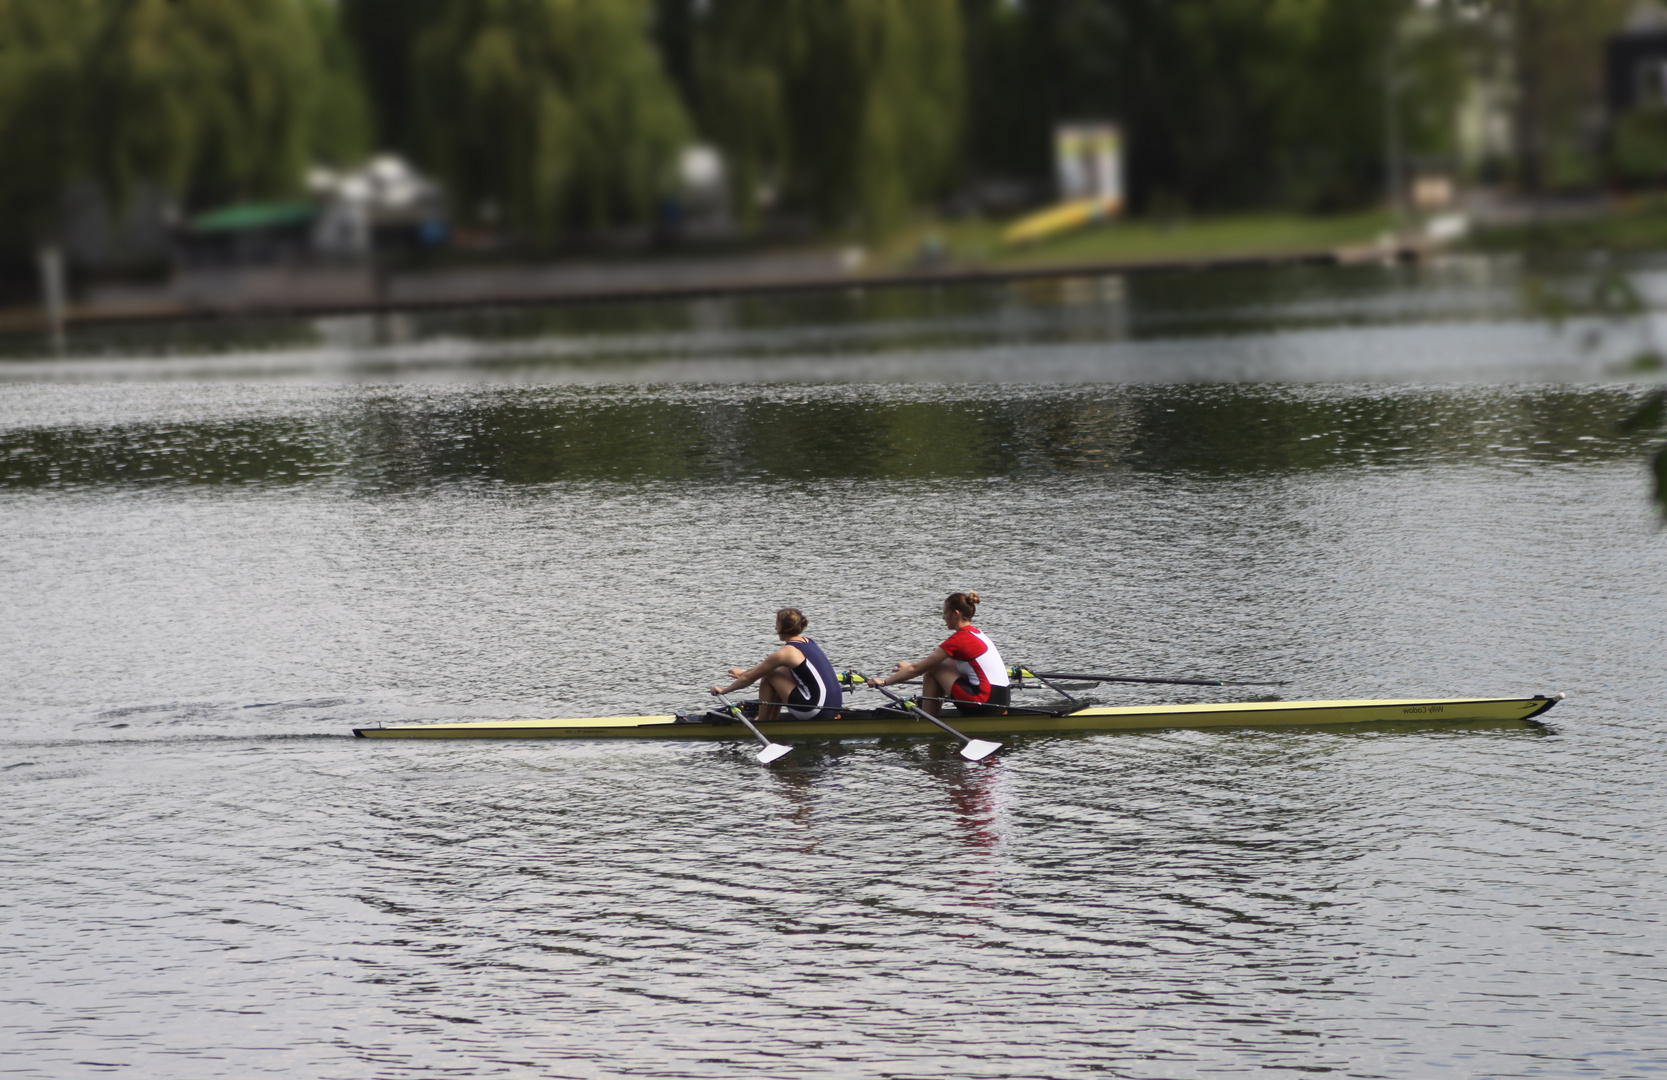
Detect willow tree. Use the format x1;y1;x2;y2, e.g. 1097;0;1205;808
82;0;352;210
410;0;692;241
0;0;101;255
694;0;965;236
338;0;446;157
1;0;366;336
5;0;361;225
300;0;373;168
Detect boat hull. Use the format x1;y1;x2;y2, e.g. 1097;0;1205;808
352;695;1560;741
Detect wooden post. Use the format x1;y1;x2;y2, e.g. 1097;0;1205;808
37;245;65;354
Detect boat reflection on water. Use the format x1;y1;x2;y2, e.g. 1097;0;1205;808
913;744;1010;917
750;740;1009;864
759;748;822;855
922;748;1004;856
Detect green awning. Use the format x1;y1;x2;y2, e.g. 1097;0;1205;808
189;201;318;234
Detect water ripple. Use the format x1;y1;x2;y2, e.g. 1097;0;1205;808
4;366;1666;1075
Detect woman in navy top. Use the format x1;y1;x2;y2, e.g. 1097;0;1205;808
711;608;842;722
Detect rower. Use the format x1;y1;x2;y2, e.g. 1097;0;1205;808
710;608;842;722
873;591;1010;717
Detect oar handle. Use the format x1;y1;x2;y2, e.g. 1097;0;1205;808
842;671;929;692
861;675;971;742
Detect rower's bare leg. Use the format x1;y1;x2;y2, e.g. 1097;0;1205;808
758;671;795;724
921;661;960;718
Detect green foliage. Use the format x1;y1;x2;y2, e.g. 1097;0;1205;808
1502;0;1633;193
1613;108;1667;188
1469;197;1667;253
958;0;1051;181
300;0;372;167
0;0;1624;256
338;0;446;154
1;0;367;262
410;0;692;241
695;0;964;235
957;0;1457;214
0;0;101;246
84;0;328;208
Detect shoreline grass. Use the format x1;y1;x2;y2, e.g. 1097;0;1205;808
873;209;1394;272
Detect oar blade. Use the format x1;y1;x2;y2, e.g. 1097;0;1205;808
756;742;793;764
959;739;1002;762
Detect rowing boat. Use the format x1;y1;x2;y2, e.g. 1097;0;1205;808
351;693;1561;741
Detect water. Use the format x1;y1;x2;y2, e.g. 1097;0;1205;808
3;258;1667;1078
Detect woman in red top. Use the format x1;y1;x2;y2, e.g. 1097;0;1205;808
873;591;1010;717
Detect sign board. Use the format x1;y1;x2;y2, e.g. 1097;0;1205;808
1055;123;1123;211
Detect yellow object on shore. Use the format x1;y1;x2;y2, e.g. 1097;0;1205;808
1004;197;1121;246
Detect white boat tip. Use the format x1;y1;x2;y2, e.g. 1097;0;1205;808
960;739;1002;761
757;743;793;764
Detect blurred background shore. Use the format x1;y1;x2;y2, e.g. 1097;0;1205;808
6;0;1667;334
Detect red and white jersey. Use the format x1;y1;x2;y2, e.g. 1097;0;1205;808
940;626;1009;704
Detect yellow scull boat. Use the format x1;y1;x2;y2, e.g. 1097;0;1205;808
352;694;1561;741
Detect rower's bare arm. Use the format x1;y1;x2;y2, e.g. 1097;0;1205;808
883;648;949;686
715;646;798;694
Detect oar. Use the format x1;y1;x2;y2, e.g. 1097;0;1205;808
708;690;793;764
1012;665;1086;709
862;677;1002;762
1015;668;1286;688
846;671;1098;694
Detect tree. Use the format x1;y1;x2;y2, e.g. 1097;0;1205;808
957;0;1053;184
695;0;965;235
3;0;364;243
409;0;692;241
1611;107;1667;186
338;0;446;156
1;0;370;332
0;0;101;254
957;0;1467;215
1503;0;1630;192
82;0;335;211
300;0;373;168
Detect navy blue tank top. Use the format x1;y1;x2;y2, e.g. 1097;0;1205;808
785;637;841;720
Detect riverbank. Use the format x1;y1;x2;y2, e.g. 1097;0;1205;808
1464;192;1667;252
24;195;1667;339
874;208;1396;270
1;209;1437;336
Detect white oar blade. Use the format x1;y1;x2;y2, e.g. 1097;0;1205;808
959;739;1002;761
756;742;793;764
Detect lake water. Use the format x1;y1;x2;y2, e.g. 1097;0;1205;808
3;257;1666;1078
